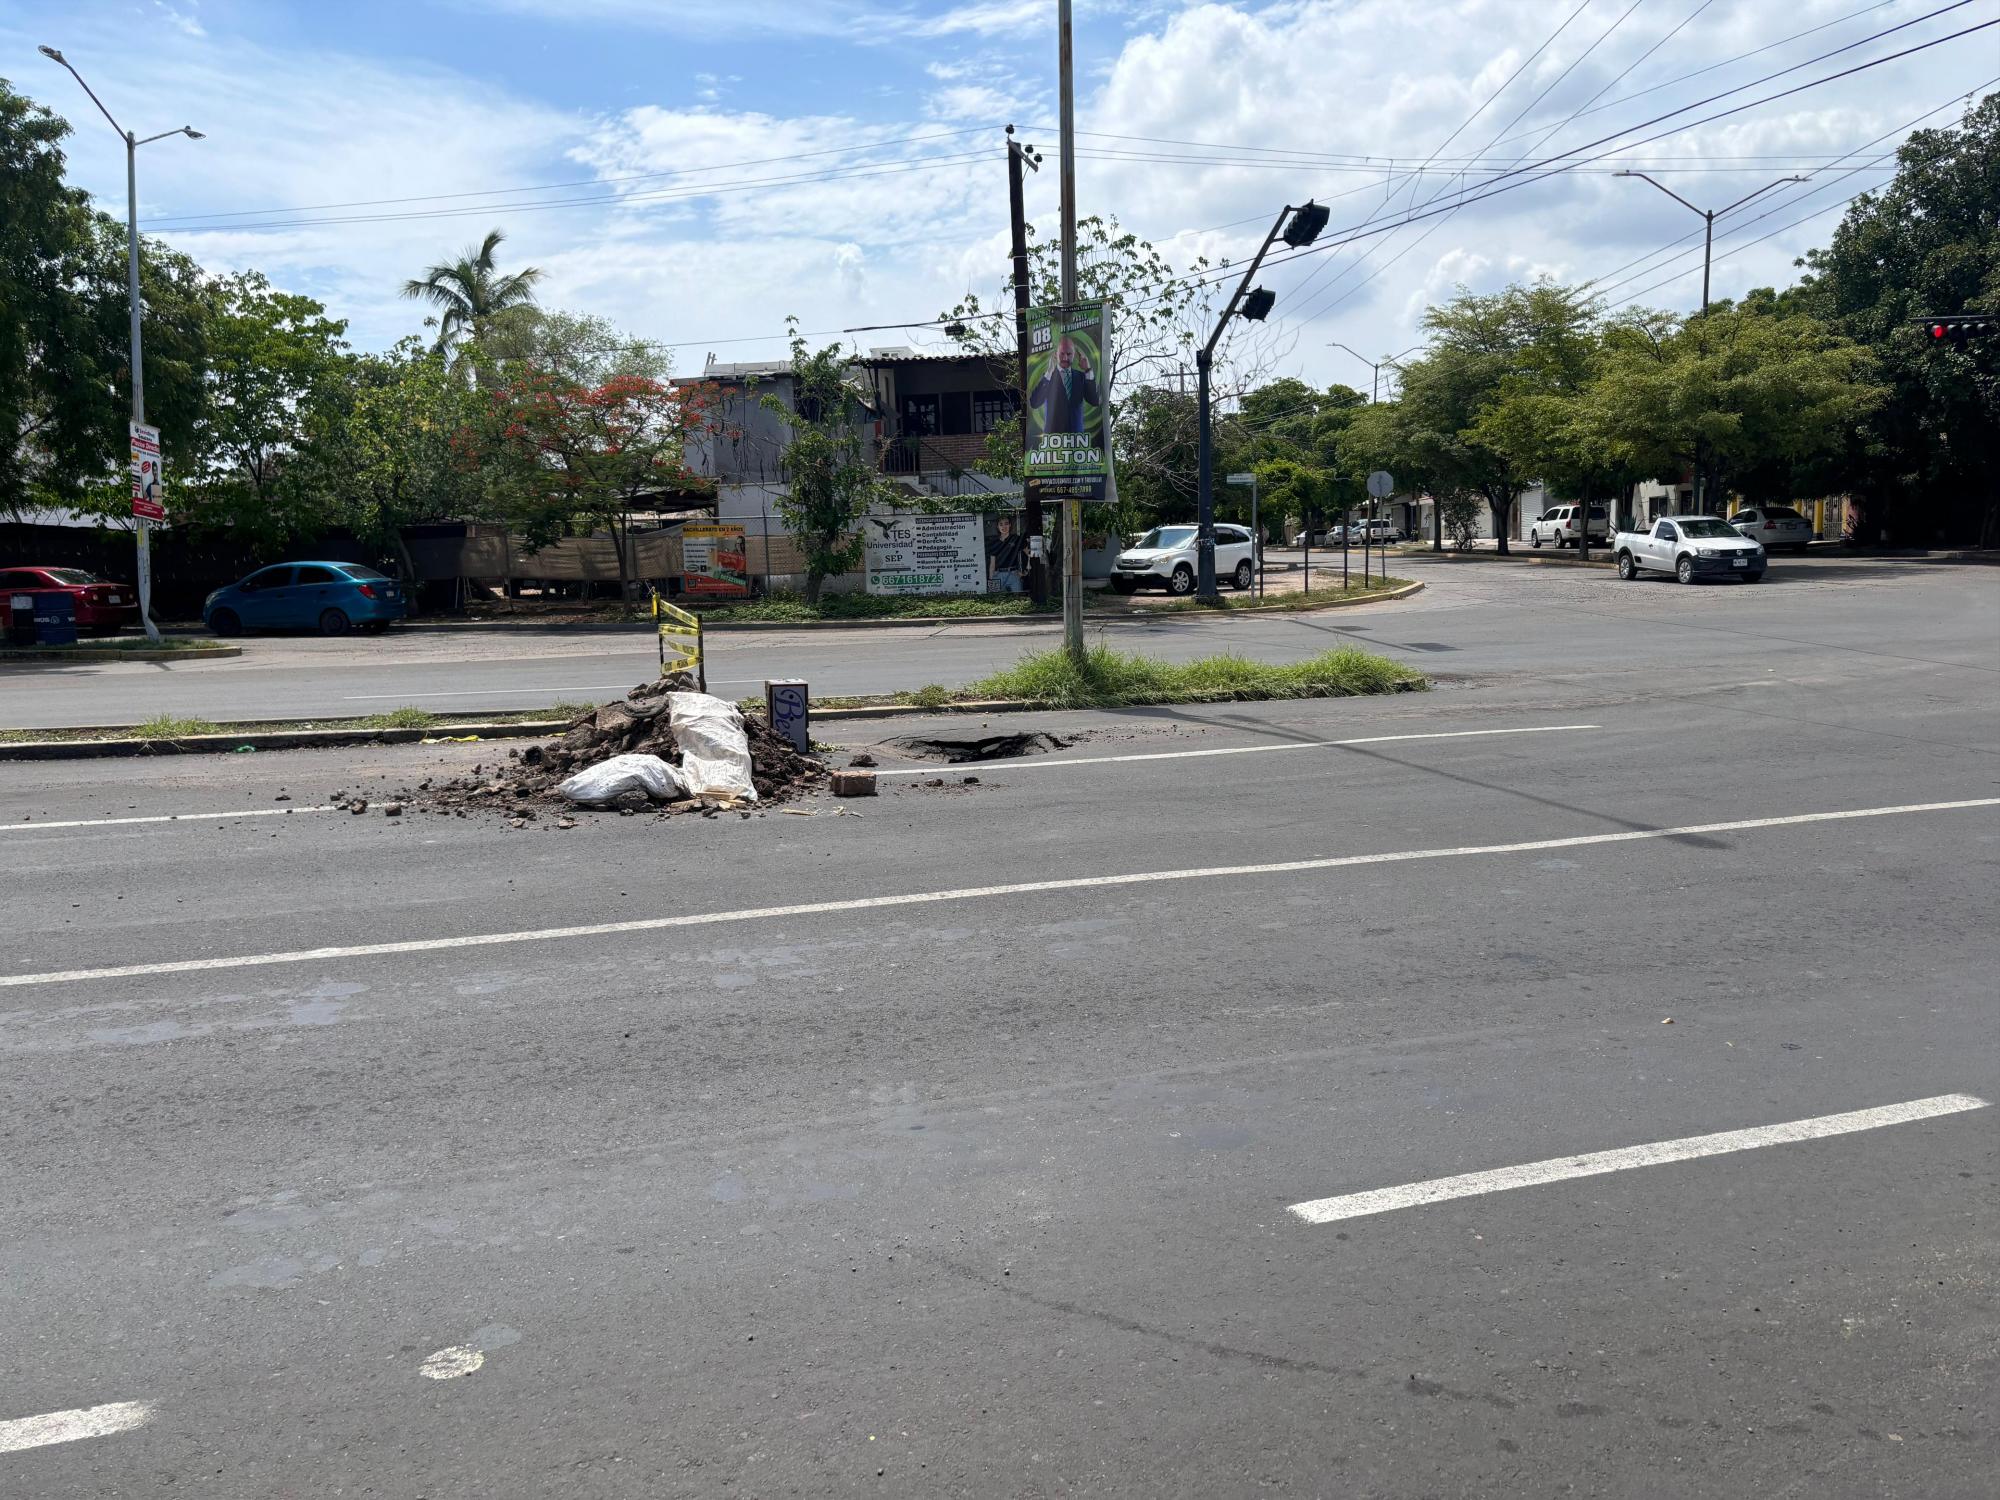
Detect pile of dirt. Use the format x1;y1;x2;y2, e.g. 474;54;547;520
387;676;826;822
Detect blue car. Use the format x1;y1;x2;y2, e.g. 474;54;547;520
204;562;408;637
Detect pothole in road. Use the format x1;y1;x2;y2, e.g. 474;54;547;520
881;731;1077;764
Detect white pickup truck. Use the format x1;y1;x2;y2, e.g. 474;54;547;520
1613;514;1767;584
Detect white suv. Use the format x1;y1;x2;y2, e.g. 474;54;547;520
1529;503;1610;548
1111;524;1257;594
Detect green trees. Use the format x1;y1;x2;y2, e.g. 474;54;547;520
1348;281;1880;544
1794;94;2000;544
181;271;350;540
289;339;481;588
1;81;208;523
767;331;892;601
400;228;544;382
1585;304;1881;513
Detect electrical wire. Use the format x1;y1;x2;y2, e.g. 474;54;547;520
1282;0;1654;327
1582;77;1997;300
1280;0;1980;330
144;125;998;226
1118;13;2000;311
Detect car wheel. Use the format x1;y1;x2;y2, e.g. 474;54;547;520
209;608;242;637
1617;552;1638;580
1109;576;1137;595
318;607;352;637
1676;556;1696;585
1168;564;1195;596
1232;560;1254;590
1530;533;1542;548
1744;570;1764;583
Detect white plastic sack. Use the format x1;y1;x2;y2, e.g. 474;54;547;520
555;753;685;806
668;691;759;802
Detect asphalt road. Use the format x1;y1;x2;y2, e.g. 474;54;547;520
5;551;1993;729
1;556;1996;1495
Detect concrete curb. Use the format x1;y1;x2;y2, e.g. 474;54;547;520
0;719;562;761
0;644;243;663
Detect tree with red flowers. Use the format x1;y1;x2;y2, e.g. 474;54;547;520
484;370;724;601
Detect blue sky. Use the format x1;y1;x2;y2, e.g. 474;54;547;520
5;1;1995;392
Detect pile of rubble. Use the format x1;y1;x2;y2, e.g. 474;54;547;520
386;677;827;824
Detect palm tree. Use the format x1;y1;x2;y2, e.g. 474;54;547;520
401;228;543;380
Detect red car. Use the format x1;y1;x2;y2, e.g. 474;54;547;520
0;566;141;634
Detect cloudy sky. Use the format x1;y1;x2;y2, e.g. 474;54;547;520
5;0;1995;392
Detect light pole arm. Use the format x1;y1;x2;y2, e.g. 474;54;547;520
1717;175;1807;218
41;49;126;137
1614;170;1704;219
1203;204;1293;362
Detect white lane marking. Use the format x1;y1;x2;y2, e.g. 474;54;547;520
1288;1093;1990;1225
0;806;335;835
419;1347;484;1380
3;796;1993;990
872;723;1600;776
340;678;760;701
0;1400;154;1456
340;685;636;700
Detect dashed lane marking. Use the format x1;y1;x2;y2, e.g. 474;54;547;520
871;723;1601;776
1288;1093;1991;1225
0;806;336;834
0;1401;154;1456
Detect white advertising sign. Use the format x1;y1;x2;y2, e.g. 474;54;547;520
863;512;985;596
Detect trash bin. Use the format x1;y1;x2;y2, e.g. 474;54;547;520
7;592;36;646
31;590;77;647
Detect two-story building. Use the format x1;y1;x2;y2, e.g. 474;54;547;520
679;348;1023;592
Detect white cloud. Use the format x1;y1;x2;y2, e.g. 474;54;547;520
9;0;1989;389
925;84;1020;122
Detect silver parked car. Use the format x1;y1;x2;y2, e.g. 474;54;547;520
1728;505;1814;553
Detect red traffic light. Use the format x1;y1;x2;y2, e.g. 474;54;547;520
1920;314;1996;344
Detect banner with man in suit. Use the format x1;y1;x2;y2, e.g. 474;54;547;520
1024;301;1113;507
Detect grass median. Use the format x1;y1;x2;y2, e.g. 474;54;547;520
956;643;1425;710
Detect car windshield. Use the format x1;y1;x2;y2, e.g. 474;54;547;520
1136;527;1196;550
43;568;100;585
341;565;391;581
1679;517;1742;539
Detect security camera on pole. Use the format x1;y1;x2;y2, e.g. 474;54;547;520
40;44;203;644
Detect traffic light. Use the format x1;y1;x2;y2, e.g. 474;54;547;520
1283;201;1331;248
1240;287;1277;321
1922;314;1996;344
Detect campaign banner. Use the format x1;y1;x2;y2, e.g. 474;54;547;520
1024;300;1114;505
130;421;166;521
682;523;750;597
863;512;985;595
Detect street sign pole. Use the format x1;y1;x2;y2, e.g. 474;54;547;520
1226;472;1259;596
1365;471;1395;592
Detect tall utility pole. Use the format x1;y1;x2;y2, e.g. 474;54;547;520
1006;125;1047;605
1056;0;1085;661
40;45;202;644
1614;170;1803;513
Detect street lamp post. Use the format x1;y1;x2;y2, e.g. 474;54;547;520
1614;170;1804;514
1327;342;1421;404
40;45;203;644
1197;200;1331;602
